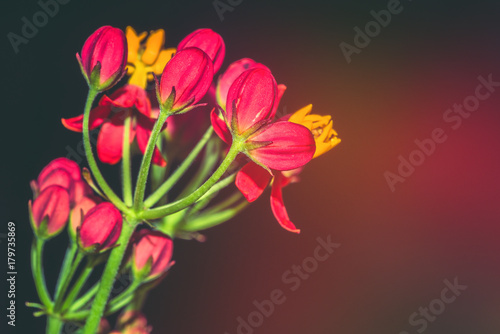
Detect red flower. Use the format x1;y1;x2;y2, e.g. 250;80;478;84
32;158;92;207
30;185;70;238
62;85;166;166
77;26;128;91
78;202;122;253
69;196;101;237
177;28;225;73
211;68;315;171
236;162;302;233
215;58;271;110
159;48;213;112
131;229;174;280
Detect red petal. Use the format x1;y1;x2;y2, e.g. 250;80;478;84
235;162;272;202
248;121;315;171
177;28;226;73
96;111;135;165
100;85;152;118
210;108;232;144
61;105;111;132
32;185;70;235
79;202;122;250
271;84;287;116
270;173;300;233
136;115;167;167
159;48;214;110
225;68;277;134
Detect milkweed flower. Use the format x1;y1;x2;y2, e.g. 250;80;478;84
62;85;167;166
158;47;213;113
29;185;70;238
78;202;122;253
177;28;225;73
131;229;174;280
110;311;152;334
211;68;315;171
288;104;341;158
77;26;128;91
126;27;176;89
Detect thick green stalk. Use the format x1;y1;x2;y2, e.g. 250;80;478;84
122;114;133;206
82;219;137;334
144;126;214;208
82;88;128;213
46;316;64;334
133;111;169;211
139;142;242;221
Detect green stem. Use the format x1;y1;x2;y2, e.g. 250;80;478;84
46;316;64;334
133;111;169;211
122;113;133;206
144;126;214;208
53;242;77;304
31;238;53;309
82;219;137;334
139;142;242;221
69;282;99;312
82;88;129;213
183;200;249;232
54;252;84;312
60;260;94;312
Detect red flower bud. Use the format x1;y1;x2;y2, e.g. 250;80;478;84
77;26;128;91
216;58;269;110
177;28;225;73
78;202;122;253
69;196;100;237
159;47;213;112
30;185;70;238
132;229;173;279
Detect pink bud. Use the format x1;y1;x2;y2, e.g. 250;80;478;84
78;26;128;91
177;28;225;73
159;47;213;112
31;185;70;237
216;58;270;110
132;229;173;279
69;196;100;236
78;202;122;252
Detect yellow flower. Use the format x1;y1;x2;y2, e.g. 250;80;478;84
289;104;341;158
126;26;176;89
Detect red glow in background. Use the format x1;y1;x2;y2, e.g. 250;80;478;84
2;0;500;333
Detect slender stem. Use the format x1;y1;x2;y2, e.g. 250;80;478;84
122;113;133;206
69;282;99;312
197;173;236;202
46;316;64;334
60;260;94;312
133;111;169;211
139;142;242;221
82;218;137;334
31;238;53;309
144;126;214;208
82;88;128;213
54;252;84;312
183;201;248;232
53;242;77;304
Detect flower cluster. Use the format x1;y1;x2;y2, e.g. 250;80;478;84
27;24;340;334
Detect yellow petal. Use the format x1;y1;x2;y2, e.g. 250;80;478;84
127;61;148;89
142;29;165;65
126;26;147;64
153;48;176;75
288;104;313;123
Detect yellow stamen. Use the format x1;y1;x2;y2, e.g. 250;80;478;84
289;104;341;158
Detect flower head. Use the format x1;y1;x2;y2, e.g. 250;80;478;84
77;26;128;91
288;104;341;158
30;185;70;238
177;28;225;73
126;27;176;89
159;47;214;113
78;202;122;253
62;85;166;166
131;229;174;280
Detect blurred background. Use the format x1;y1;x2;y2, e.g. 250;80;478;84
2;0;500;333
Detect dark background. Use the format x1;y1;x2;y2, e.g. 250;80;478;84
2;0;500;333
